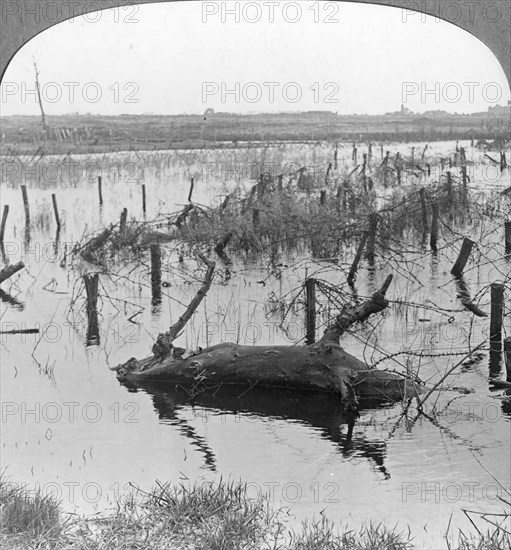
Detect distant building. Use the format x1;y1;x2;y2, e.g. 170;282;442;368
385;104;413;116
488;101;511;117
305;111;337;117
423;110;449;117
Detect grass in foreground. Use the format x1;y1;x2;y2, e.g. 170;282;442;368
1;477;509;550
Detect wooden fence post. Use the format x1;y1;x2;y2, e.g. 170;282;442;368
51;194;61;229
150;244;162;305
366;213;378;263
505;221;511;254
348;232;368;286
305;278;316;345
489;283;504;351
21;185;30;225
84;273;100;345
504;337;511;381
98;176;103;206
430;201;439;252
451;238;474;277
119;208;128;234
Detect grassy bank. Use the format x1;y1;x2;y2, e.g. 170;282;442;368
1;477;509;550
1;112;509;155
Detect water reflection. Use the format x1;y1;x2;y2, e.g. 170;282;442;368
0;289;24;310
123;381;392;479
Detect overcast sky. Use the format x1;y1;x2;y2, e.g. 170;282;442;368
1;1;509;116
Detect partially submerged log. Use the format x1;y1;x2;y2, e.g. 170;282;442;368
113;272;422;410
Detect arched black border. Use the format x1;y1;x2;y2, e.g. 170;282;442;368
0;0;509;89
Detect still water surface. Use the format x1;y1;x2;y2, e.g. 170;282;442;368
1;140;510;548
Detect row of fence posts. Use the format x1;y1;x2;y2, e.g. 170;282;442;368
80;178;198;341
305;186;510;379
304;276;510;381
2;175;509;371
0;185;62;241
96;176;147;214
0;177;151;247
0;177;162;345
79;178;202;342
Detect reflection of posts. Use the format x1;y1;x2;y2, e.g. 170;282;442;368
21;185;30;226
430;201;439;252
489;283;504;352
419;188;428;237
489;284;505;389
150;244;162;305
454;275;487;317
366;213;378;263
504;338;511;382
83;273;100;345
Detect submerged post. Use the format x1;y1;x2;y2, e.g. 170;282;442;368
21;185;30;225
489;283;504;352
446;171;453;204
98;176;103;206
325;163;332;185
252;208;260;227
142;184;147;214
451;238;474;277
84;273;99;312
119;208;128;234
366;213;378;263
305;278;316;345
0;205;9;243
505;221;511;254
347;232;368;286
150;244;162;305
504;337;511;382
83;273;100;345
430;201;439;252
419;188;428;234
188;177;194;202
51;194;61;230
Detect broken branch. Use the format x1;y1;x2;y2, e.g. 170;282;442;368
319;274;393;344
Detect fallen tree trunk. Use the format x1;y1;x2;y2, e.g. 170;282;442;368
113;273;422;409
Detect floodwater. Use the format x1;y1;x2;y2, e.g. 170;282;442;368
0;140;510;549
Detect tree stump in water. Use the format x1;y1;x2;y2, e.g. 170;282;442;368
113;272;422;411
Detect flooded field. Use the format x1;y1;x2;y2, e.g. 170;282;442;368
1;139;510;549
